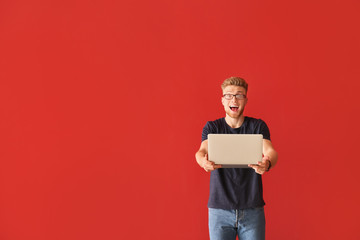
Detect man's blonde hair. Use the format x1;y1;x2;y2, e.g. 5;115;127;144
221;77;248;93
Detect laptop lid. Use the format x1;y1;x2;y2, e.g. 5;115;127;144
208;134;263;168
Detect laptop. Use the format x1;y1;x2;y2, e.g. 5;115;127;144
208;134;263;168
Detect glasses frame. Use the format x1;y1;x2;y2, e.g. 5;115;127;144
223;94;247;100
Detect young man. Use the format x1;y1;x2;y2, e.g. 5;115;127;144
195;77;278;240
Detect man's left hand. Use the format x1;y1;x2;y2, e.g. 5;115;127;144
248;156;270;175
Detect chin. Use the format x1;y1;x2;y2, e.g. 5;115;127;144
227;112;241;118
226;109;244;118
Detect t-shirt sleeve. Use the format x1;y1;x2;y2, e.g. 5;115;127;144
259;120;271;141
201;122;212;142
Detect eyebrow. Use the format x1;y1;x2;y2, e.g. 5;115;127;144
224;91;245;94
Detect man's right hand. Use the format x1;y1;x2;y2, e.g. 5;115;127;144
202;154;222;172
195;140;222;172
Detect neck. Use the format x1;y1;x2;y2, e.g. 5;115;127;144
224;114;245;128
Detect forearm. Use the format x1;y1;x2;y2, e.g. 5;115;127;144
195;150;206;167
266;150;278;169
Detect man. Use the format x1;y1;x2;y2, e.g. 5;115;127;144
195;77;278;240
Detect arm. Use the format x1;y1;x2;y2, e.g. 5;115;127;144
263;139;278;169
249;139;278;175
195;140;222;172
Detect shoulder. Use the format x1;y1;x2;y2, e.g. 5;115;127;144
202;118;225;141
245;116;267;127
202;118;225;134
245;116;270;140
205;118;224;128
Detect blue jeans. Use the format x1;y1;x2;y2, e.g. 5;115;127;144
208;207;265;240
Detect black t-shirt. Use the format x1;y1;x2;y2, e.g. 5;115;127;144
201;116;271;210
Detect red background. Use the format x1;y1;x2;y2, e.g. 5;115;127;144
1;0;360;239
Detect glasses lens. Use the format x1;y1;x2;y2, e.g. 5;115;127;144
235;94;244;100
224;94;232;100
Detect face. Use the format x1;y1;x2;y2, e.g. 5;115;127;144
221;85;248;119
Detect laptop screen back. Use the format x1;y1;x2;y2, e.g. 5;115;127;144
208;134;263;168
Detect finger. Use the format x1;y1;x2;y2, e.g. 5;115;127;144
262;156;269;162
204;162;213;171
255;167;264;175
202;157;212;169
213;164;222;169
205;161;214;168
249;165;259;171
208;164;217;170
255;163;265;171
208;160;216;165
250;165;265;175
257;162;267;169
205;163;221;172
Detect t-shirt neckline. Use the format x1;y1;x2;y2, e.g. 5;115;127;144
223;116;248;131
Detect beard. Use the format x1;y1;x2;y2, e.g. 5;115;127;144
225;107;244;118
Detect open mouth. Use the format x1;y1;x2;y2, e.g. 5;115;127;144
230;106;239;112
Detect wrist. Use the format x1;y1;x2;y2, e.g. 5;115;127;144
266;159;272;171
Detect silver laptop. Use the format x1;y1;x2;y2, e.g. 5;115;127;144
208;134;263;168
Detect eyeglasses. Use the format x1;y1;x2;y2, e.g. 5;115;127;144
223;94;246;100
